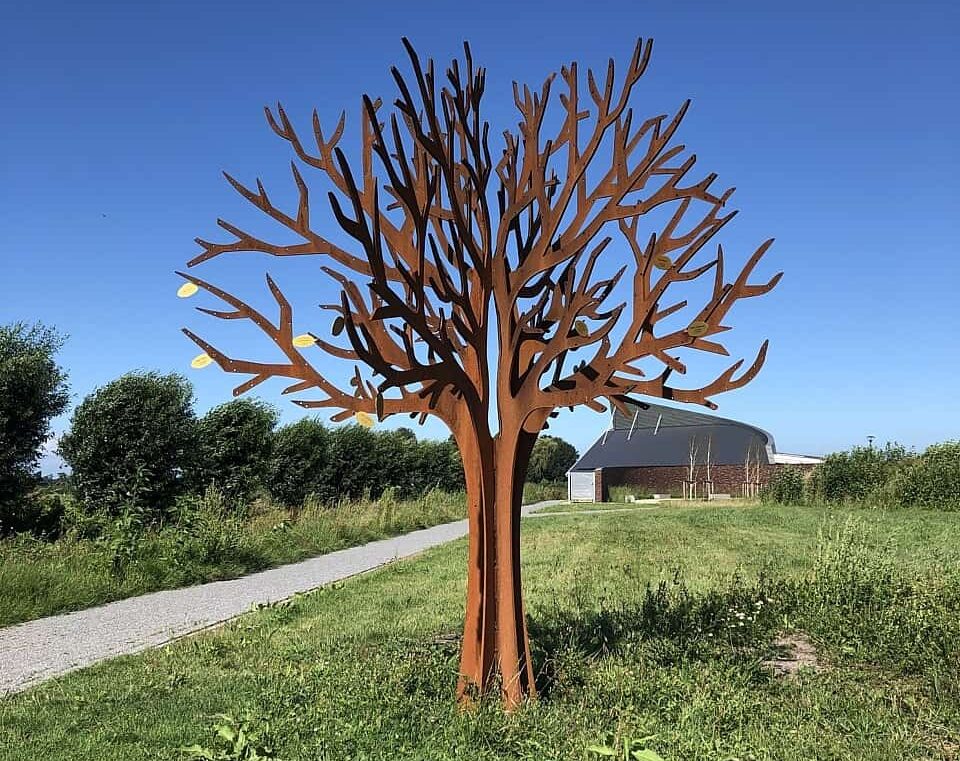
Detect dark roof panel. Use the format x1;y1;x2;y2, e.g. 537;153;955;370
571;401;776;470
611;402;756;432
572;425;772;470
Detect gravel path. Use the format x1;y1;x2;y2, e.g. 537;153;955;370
0;500;568;695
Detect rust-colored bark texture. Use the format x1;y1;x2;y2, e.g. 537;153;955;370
180;37;781;709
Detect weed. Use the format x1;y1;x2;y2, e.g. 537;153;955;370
587;734;665;761
180;713;278;760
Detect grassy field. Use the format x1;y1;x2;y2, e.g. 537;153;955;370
536;499;760;513
536;501;669;513
2;503;959;760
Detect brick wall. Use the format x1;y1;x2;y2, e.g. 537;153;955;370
600;463;816;499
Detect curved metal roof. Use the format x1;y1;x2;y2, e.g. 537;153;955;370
570;400;777;470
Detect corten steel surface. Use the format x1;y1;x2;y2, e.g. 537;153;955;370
180;37;781;709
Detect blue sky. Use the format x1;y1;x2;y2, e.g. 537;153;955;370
2;0;958;473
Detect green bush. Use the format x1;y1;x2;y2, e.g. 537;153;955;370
366;429;464;499
607;484;654;502
324;424;381;501
523;480;569;503
372;428;421;498
167;488;252;573
888;441;960;510
24;490;69;538
761;466;806;505
0;489;71;539
803;440;960;510
268;418;332;507
269;423;463;507
59;372;199;522
191;398;278;505
806;443;909;504
0;322;70;534
103;507;146;580
409;436;464;495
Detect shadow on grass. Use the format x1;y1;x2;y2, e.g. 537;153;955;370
527;572;782;699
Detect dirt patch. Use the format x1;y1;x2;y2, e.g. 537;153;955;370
937;740;959;761
762;632;822;678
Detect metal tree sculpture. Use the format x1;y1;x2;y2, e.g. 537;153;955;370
180;37;781;708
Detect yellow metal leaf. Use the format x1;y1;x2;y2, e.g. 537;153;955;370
177;282;199;298
292;333;316;348
653;254;673;270
686;321;709;338
574;320;588;337
191;353;213;369
355;411;374;428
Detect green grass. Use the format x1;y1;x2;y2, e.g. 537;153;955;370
0;490;467;628
535;499;755;513
607;485;656;502
535;501;667;513
2;504;960;760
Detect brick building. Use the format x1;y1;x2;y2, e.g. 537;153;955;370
567;401;821;502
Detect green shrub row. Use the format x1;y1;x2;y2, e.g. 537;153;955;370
763;440;960;509
3;368;578;540
0;371;470;537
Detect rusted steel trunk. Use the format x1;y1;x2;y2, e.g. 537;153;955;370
456;421;539;709
456;429;498;700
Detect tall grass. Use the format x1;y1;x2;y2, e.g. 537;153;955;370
607;484;655;502
780;517;960;692
0;488;467;628
522;481;568;503
0;480;577;629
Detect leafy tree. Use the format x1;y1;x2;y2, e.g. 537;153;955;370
527;435;578;483
192;398;278;504
373;428;419;497
373;430;464;497
421;437;465;493
0;322;70;534
268;417;331;506
325;424;380;501
59;372;198;520
392;427;418;443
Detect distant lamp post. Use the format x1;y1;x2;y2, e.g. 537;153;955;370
867;435;876;449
